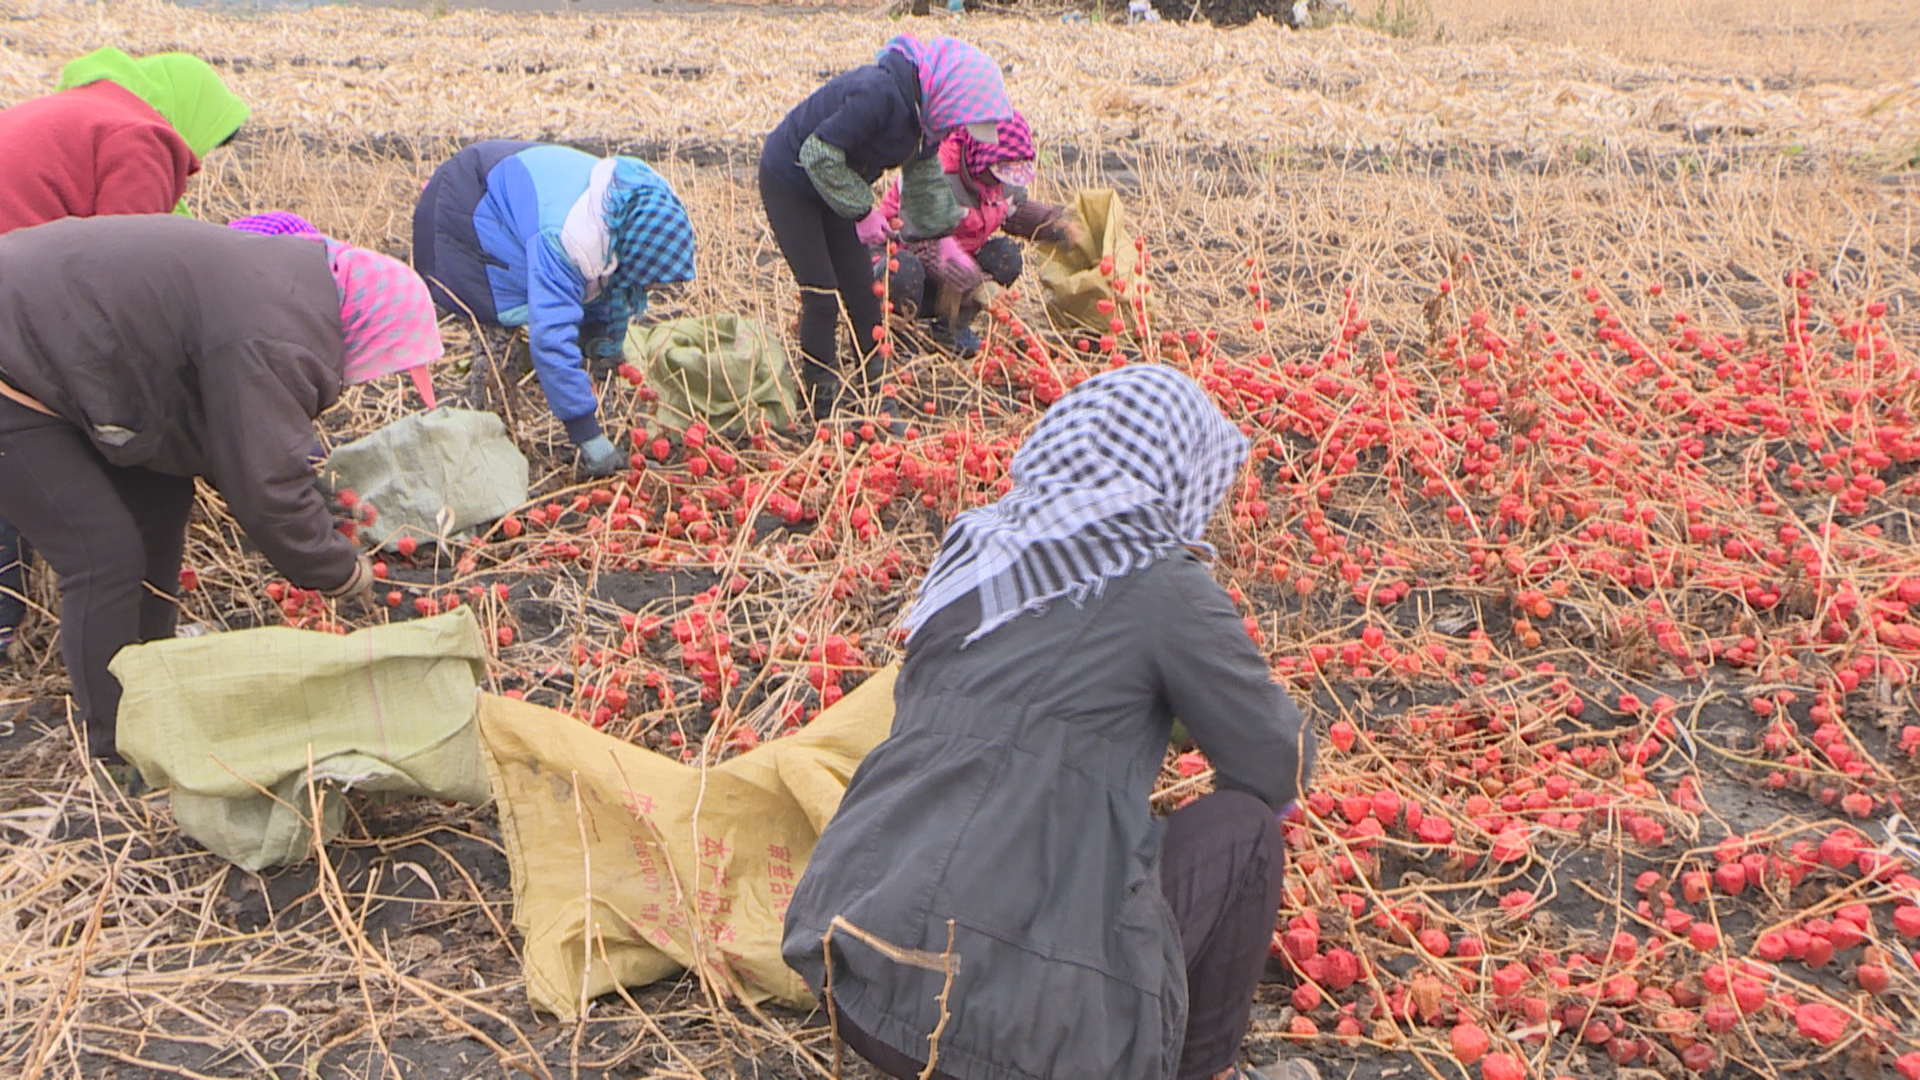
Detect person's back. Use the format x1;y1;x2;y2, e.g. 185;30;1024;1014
0;81;195;236
466;143;602;322
784;365;1315;1080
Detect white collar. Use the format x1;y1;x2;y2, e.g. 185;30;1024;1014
560;158;619;300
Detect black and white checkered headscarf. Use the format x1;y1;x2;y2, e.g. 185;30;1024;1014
907;364;1250;645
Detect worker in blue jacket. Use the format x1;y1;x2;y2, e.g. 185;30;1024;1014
412;141;696;477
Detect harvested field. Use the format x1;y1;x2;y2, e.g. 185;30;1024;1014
2;1;1919;1079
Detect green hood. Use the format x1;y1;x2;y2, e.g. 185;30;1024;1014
59;48;249;160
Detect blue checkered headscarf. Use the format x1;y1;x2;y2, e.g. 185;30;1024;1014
603;160;696;331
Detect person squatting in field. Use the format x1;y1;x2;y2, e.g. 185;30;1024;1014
0;46;250;659
782;365;1318;1080
864;111;1079;356
412;141;696;479
0;216;442;763
761;34;1014;420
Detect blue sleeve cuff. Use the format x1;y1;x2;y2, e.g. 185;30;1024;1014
563;413;604;445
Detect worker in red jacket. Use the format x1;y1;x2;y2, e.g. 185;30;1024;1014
0;46;248;661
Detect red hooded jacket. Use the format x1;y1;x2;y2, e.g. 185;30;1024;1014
0;81;197;235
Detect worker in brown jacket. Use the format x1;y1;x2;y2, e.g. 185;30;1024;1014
0;215;443;764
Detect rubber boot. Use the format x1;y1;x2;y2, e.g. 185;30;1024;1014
801;359;846;423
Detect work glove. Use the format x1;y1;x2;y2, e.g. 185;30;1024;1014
971;281;1005;309
320;555;376;599
577;435;623;479
914;236;987;294
855;207;892;248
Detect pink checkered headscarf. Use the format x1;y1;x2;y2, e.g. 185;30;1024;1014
879;35;1013;143
321;239;442;408
954;111;1035;186
227;212;320;237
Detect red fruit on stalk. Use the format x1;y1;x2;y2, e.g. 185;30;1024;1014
1794;1002;1846;1045
1491;963;1527;998
385;590;402;608
1329;721;1356;752
1480;1053;1523;1080
395;535;418;558
1819;829;1862;870
1713;862;1747;895
179;567;199;591
1894;905;1920;939
1897;1052;1920;1080
335;488;359;509
1702;1003;1738;1034
1680;871;1710;904
1679;1044;1715;1073
496;626;514;648
1290;981;1321;1012
1449;1022;1490;1066
1857;962;1888;994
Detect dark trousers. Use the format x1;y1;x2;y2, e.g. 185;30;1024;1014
0;515;23;638
882;235;1025;323
759;166;883;412
833;790;1285;1080
0;396;195;759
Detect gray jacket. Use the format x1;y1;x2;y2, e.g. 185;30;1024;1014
783;552;1314;1080
0;215;357;591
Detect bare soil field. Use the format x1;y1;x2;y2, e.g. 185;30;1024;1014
2;1;1919;1078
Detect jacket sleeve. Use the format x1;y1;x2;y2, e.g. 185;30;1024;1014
1002;194;1068;241
1150;556;1316;811
92;124;190;217
198;342;360;592
799;135;874;219
525;234;603;443
896;155;964;240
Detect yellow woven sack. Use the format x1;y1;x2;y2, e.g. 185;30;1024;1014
1034;189;1156;334
479;665;899;1018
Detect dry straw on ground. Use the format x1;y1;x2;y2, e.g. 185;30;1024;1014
2;0;1919;158
3;1;1920;1078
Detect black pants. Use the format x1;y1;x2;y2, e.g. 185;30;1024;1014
883;235;1025;323
0;514;23;638
833;790;1285;1080
0;396;195;760
759;166;883;411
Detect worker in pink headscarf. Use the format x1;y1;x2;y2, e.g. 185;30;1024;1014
0;214;442;763
863;111;1075;355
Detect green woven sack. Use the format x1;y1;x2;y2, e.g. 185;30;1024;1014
627;315;797;434
112;610;490;870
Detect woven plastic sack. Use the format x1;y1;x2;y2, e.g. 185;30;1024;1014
319;407;529;551
626;315;798;434
1033;189;1156;333
479;664;899;1018
112;610;491;871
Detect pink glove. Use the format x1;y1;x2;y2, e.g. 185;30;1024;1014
855;207;890;248
926;236;987;294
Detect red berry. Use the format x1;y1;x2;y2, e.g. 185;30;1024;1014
395;535;418;558
1481;1054;1523;1080
1857;962;1889;994
1449;1021;1489;1065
